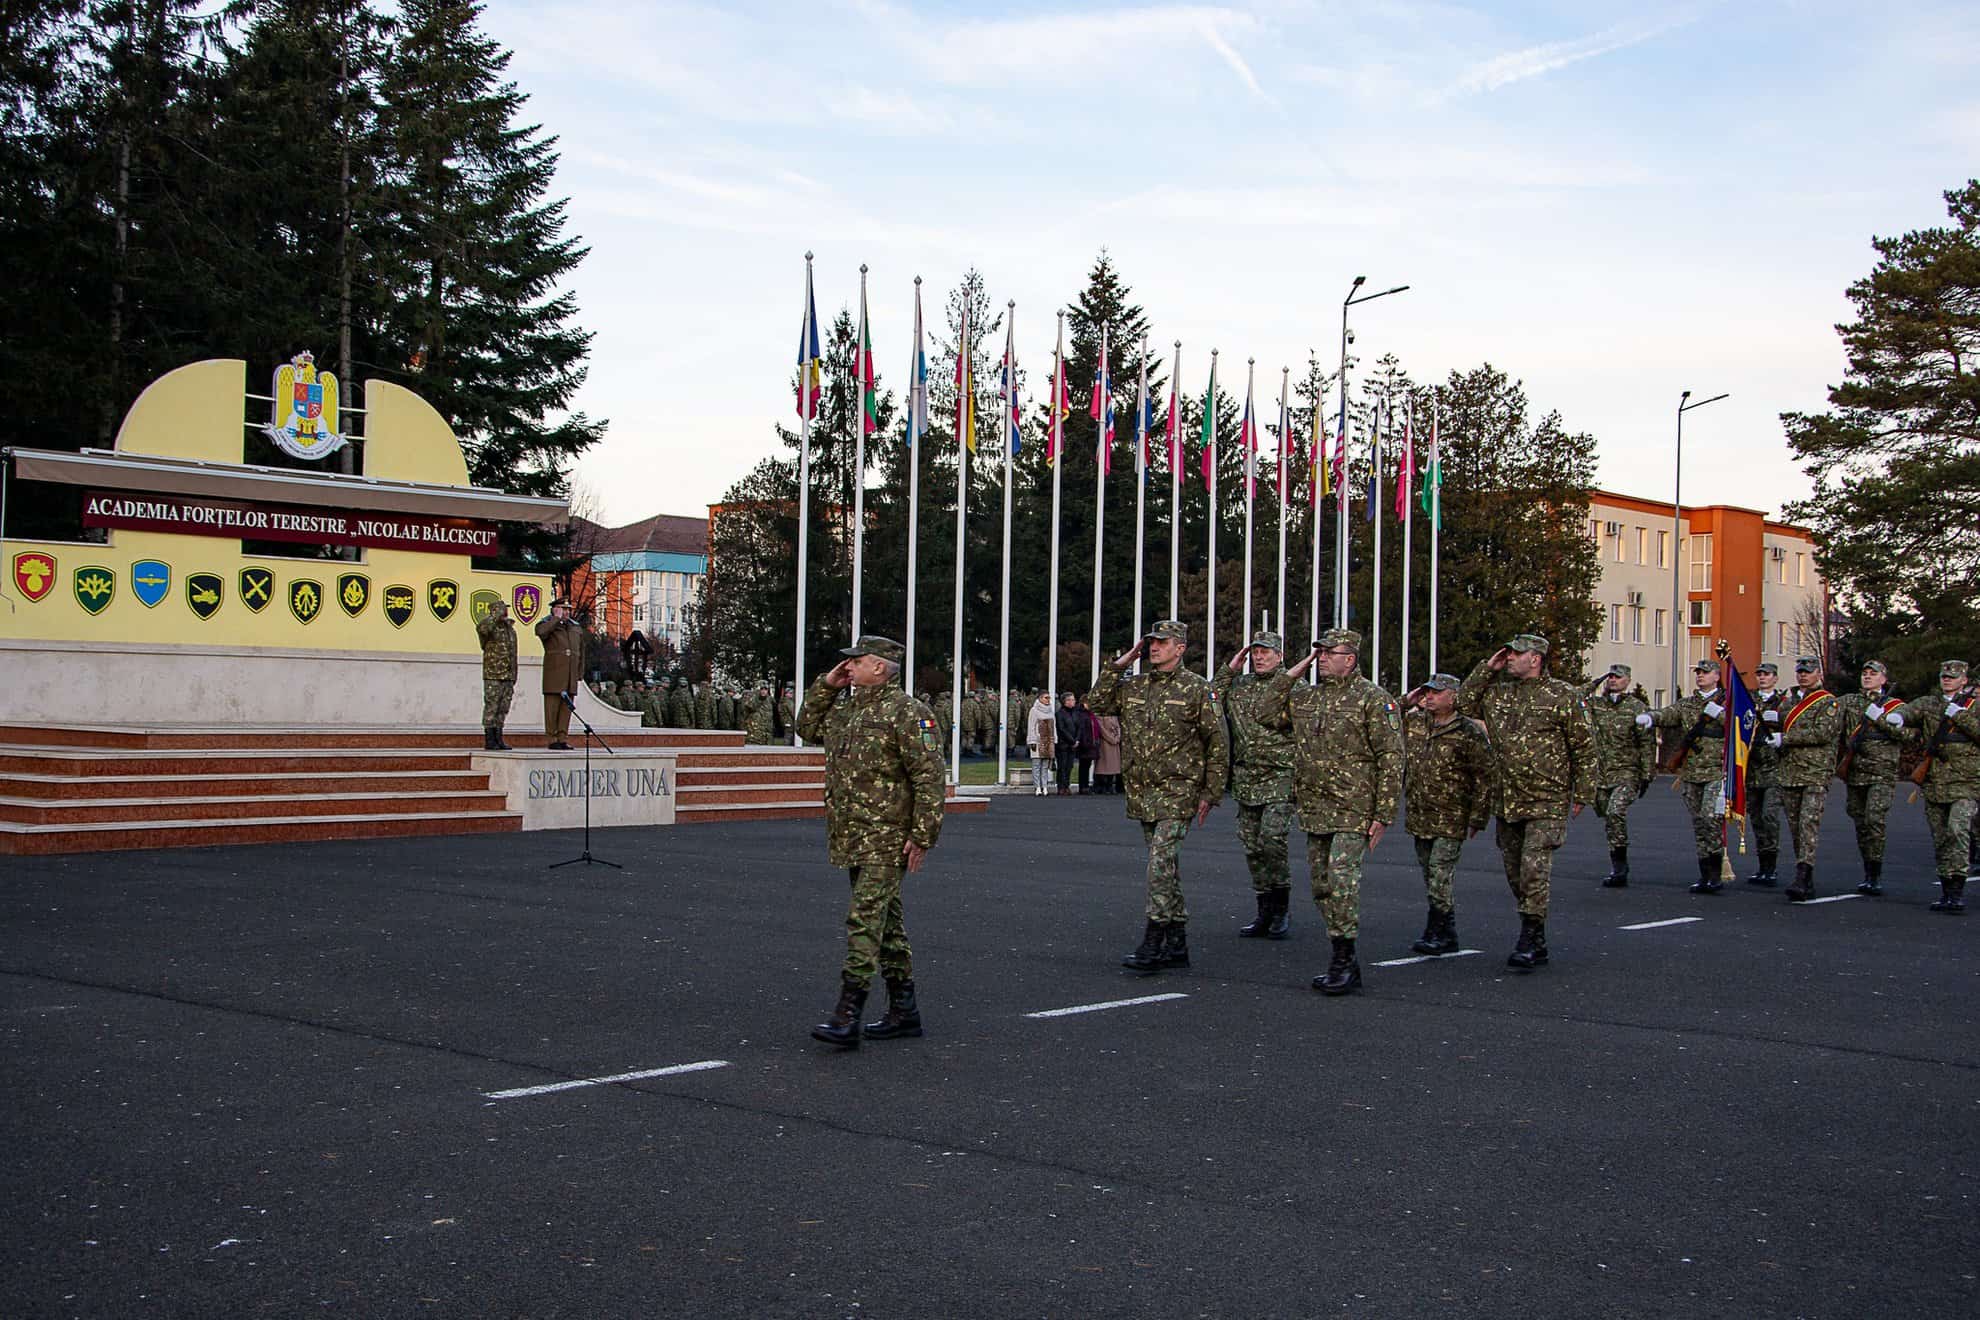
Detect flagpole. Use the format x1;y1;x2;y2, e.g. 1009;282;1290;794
851;264;869;639
1310;378;1325;683
1047;311;1064;706
950;296;969;785
1335;369;1350;630
1090;325;1107;690
1133;334;1149;652
794;253;815;741
1399;393;1413;698
1429;396;1441;675
1205;349;1219;680
1169;342;1182;619
904;277;923;690
998;301;1015;787
1276;364;1289;641
1371;383;1387;688
1241;357;1255;649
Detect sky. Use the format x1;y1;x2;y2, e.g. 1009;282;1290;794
477;0;1980;527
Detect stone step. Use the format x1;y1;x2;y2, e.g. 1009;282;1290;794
0;810;522;856
673;750;828;769
0;748;477;777
675;765;826;787
0;791;510;826
0;770;494;801
0;724;745;751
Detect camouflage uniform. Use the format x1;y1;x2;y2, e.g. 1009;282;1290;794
1402;706;1494;916
1837;680;1905;876
1586;676;1654;864
475;611;517;736
716;688;737;731
1086;628;1230;932
1773;669;1842;898
1459;637;1594;968
1897;667;1980;904
744;687;775;744
932;693;954;754
694;682;716;730
666;679;695;730
1747;681;1785;864
1650;679;1732;867
1211;645;1298;911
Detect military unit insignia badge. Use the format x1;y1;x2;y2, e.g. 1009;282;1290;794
290;578;323;624
132;559;171;608
427;579;459;621
337;572;370;618
186;572;223;620
918;715;940;753
469;589;502;624
74;565;115;616
12;550;55;603
512;583;542;622
239;566;274;613
383;584;415;629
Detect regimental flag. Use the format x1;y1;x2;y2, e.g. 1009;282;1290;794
1238;382;1257;500
1199;369;1217;484
1722;649;1760;828
905;284;930;447
999;322;1021;455
796;264;823;419
1418;406;1442;529
955;301;976;453
855;286;879;435
1090;328;1114;474
1394;399;1414;521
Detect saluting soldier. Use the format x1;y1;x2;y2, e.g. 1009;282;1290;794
1272;629;1405;995
534;597;585;751
1643;657;1732;893
1460;634;1595;971
475;598;516;750
1087;621;1230;975
1744;663;1786;887
798;636;946;1049
1891;660;1980;913
1771;656;1843;902
1211;631;1299;940
744;681;776;744
1837;660;1904;895
1586;663;1654;887
1398;673;1494;956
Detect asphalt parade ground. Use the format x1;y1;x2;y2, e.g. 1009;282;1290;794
3;783;1976;1319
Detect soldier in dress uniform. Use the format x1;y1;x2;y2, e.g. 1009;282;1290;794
1891;660;1980;913
1744;663;1787;887
1643;658;1732;893
1398;672;1494;956
475;598;516;750
798;636;946;1049
1586;663;1653;887
1087;621;1230;975
1212;631;1299;940
1837;660;1904;894
1772;657;1842;902
534;598;584;750
1460;634;1595;971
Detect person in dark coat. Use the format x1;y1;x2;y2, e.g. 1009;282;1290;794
1076;696;1101;794
1054;691;1083;796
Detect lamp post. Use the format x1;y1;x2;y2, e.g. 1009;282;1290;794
1671;389;1730;701
1335;276;1409;628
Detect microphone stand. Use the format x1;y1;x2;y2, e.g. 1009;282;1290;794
549;690;621;870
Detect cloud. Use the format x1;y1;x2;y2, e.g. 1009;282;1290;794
1443;14;1692;99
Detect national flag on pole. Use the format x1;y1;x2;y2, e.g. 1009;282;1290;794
1166;371;1183;482
1047;353;1071;464
1090;330;1114;474
1723;653;1759;827
999;335;1021;455
1310;398;1331;506
1239;385;1257;499
1364;399;1382;523
796;273;823;419
905;288;929;446
855;291;878;435
1276;393;1289;503
955;304;975;453
1394;401;1414;521
1199;374;1216;484
1418;409;1442;529
1135;369;1153;482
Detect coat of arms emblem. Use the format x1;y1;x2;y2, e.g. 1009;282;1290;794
74;565;115;616
265;351;348;461
512;583;542;622
383;584;415;629
239;566;274;613
427;579;459;621
12;551;55;603
186;572;223;620
337;572;370;618
290;578;323;624
132;559;171;608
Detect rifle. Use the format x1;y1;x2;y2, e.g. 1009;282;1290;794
1658;707;1720;775
1836;695;1894;781
1908;683;1979;790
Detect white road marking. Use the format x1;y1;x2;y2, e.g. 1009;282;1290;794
1371;950;1483;967
1800;894;1862;905
483;1059;729;1100
1620;917;1705;930
1025;993;1189;1019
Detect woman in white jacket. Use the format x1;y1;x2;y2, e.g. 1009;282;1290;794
1026;691;1056;796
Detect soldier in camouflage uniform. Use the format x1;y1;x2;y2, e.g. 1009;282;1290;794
1211;631;1299;940
637;682;663;728
1460;634;1595;972
931;690;954;757
1270;629;1404;995
779;684;797;743
744;682;776;744
1087;620;1230;975
667;676;697;730
1838;661;1904;894
1644;658;1732;893
1585;663;1653;887
1892;660;1980;913
798;636;946;1048
1399;673;1493;956
694;681;716;730
1771;657;1842;902
1008;688;1027;756
475;598;516;750
716;685;737;732
1744;663;1786;887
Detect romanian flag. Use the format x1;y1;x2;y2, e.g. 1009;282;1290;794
1418;407;1441;529
1090;329;1114;474
1394;400;1414;521
1722;653;1759;829
855;287;878;435
795;263;823;419
955;301;975;453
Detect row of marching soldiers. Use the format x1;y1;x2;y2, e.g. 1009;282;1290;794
1081;626;1979;997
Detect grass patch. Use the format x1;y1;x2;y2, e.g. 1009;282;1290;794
953;757;1034;786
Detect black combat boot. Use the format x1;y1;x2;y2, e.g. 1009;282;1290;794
1413;907;1459;956
492;727;513;750
1122;920;1167;973
1856;859;1883;896
1784;862;1815;902
1602;848;1629;888
1690;855;1723;894
1506;916;1548;971
482;728;499;750
864;977;923;1039
1239;891;1274;938
1265;888;1291;939
1160;924;1190;969
810;980;870;1048
1929;877;1966;914
1313;937;1361;995
1747;850;1778;887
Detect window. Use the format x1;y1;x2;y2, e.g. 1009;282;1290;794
633;604;644;622
1610;603;1623;641
1689;533;1714;592
1794;552;1807;586
1637;527;1648;564
1689;599;1711;627
1613;533;1626;563
1689;634;1715;668
1653;609;1667;646
1657;529;1671;568
1589;518;1601;542
1778;621;1789;653
1631;607;1644;643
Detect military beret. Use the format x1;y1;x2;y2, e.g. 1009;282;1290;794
1607;663;1632;678
1943;660;1970;678
1862;660;1888;675
1146;619;1188;643
1422;672;1461;692
1249;630;1283;652
841;634;906;663
1794;656;1821;673
1318;627;1361;652
1755;662;1778;675
1508;633;1550;654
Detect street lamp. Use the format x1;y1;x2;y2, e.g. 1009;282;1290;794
1335;276;1409;628
1671;389;1730;700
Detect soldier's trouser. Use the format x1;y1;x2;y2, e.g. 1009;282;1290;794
1495;816;1565;919
1306;831;1369;939
843;863;911;983
1845;780;1895;863
1413;835;1463;913
1747;782;1782;854
1596;781;1640;850
1679;781;1725;858
1778;784;1826;864
542;692;573;741
482;678;514;728
1923;798;1978;878
1235;801;1296;893
1139;818;1194;924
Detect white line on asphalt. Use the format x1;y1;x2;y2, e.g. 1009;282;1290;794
483;1059;730;1100
1801;894;1862;905
1620;917;1705;930
1024;993;1189;1019
1371;950;1483;968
